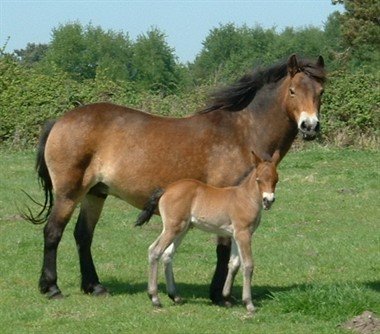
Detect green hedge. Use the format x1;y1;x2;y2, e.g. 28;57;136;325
0;57;378;148
321;70;379;145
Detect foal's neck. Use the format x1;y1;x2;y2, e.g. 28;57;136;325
237;169;261;202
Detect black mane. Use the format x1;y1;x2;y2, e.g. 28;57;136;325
200;57;326;113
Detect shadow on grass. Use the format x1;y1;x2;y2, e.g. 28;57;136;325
103;277;302;304
365;280;380;292
103;278;380;308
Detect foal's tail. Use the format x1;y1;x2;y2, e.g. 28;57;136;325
135;188;164;227
22;120;56;224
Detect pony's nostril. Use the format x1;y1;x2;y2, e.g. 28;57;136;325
315;121;320;132
300;120;307;131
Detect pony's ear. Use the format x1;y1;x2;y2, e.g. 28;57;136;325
316;55;325;68
287;54;299;77
271;150;281;166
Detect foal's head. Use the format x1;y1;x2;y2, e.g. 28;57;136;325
253;151;280;210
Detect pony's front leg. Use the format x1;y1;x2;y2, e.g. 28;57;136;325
234;229;254;313
210;236;231;304
39;198;76;299
74;194;108;296
222;239;240;306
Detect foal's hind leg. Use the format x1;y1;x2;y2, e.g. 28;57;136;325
39;197;77;299
148;229;180;307
162;230;188;304
74;193;108;296
222;239;240;306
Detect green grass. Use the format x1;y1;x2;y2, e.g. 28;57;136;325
0;145;379;333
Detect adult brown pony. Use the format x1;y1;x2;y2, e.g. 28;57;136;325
25;54;326;301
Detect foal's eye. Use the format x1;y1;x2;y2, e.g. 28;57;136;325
289;87;296;96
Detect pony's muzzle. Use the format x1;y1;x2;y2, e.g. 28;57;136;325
298;112;320;140
262;193;275;210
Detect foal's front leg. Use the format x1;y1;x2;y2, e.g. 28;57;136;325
234;229;254;313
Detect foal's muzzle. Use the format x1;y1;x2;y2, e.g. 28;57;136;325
262;193;275;210
298;112;320;140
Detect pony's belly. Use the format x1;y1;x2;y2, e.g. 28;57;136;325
190;216;233;237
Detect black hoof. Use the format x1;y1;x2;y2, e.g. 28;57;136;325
83;283;109;296
92;284;109;297
46;287;63;300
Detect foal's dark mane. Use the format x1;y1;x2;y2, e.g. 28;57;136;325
200;57;326;113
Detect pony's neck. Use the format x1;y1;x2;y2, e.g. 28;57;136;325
247;79;298;159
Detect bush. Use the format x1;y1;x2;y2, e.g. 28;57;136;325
321;70;379;146
1;56;378;149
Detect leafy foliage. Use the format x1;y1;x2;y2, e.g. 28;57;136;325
332;0;380;68
131;28;181;94
1;3;379;148
42;22;133;81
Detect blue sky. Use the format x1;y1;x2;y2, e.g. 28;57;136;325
1;0;343;63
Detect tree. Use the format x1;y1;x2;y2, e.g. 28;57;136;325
43;22;133;81
131;28;180;94
14;43;49;67
191;23;247;82
332;0;380;67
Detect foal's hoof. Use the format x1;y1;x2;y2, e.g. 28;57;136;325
169;294;184;305
149;293;162;308
245;304;256;314
152;300;163;308
223;300;233;308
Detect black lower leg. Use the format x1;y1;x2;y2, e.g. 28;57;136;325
210;243;231;304
39;224;63;298
74;212;108;295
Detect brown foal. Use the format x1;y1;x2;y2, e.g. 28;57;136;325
136;152;280;313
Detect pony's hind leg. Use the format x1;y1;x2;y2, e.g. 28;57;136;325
39;197;77;299
74;193;108;296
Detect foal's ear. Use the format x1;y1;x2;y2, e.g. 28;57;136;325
251;150;263;165
316;55;325;68
271;150;281;166
287;54;299;77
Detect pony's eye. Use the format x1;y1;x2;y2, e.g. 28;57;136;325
289;87;296;96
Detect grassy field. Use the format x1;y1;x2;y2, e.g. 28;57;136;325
0;146;379;333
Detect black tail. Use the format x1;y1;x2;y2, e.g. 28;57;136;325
135;188;164;227
22;120;56;224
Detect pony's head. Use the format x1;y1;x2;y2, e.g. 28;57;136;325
252;151;280;210
285;54;326;140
